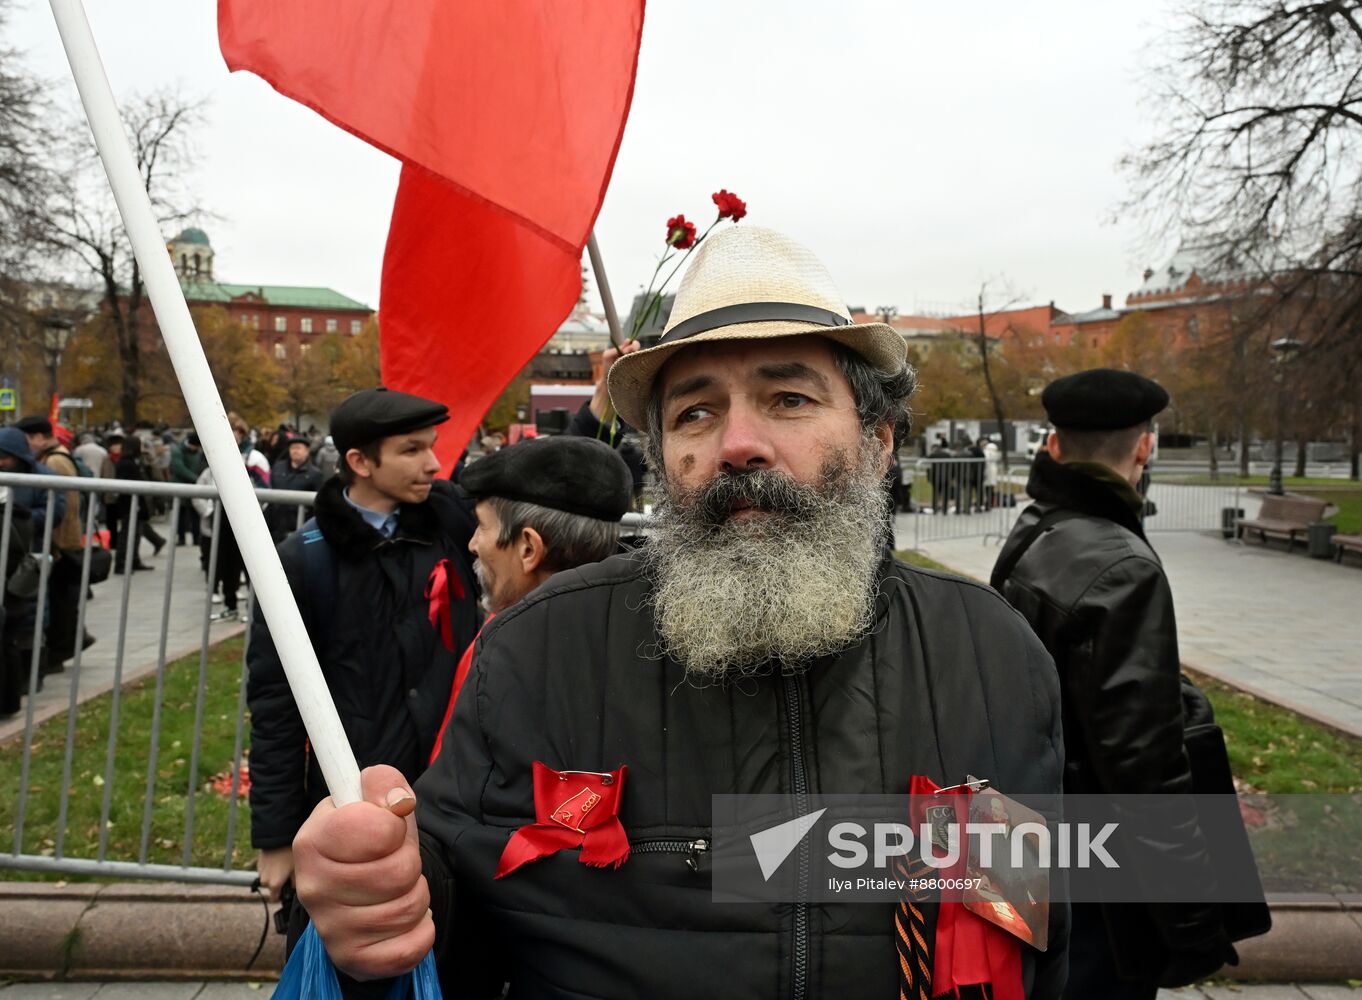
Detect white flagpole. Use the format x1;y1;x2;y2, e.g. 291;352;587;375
48;0;363;806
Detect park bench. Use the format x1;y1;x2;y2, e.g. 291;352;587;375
1235;494;1329;549
1334;534;1362;564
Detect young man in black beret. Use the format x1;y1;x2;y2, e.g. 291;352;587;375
246;387;480;914
990;368;1236;997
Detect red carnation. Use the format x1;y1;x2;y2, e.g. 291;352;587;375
712;189;747;222
666;214;697;249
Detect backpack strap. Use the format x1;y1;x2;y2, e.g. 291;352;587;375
989;508;1084;591
297;517;337;644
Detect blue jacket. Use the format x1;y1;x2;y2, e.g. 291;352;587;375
0;427;66;545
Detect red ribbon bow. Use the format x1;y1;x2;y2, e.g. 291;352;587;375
909;775;1024;1000
495;761;630;878
425;558;464;652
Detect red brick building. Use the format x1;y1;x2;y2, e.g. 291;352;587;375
1119;247;1255;352
169;227;374;359
869;247;1250;359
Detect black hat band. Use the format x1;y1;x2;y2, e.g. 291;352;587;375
660;302;851;345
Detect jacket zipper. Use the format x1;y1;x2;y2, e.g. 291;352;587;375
781;672;811;1000
629;837;710;872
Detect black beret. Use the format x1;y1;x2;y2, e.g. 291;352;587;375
15;416;52;436
1042;368;1169;431
460;436;633;522
329;387;448;455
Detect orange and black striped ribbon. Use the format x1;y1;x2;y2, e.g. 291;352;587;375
894;857;936;1000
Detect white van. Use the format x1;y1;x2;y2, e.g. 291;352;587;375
1025;426;1050;460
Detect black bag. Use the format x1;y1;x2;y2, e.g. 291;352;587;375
1100;678;1272;985
82;544;113;585
5;553;41;599
1179;676;1272;945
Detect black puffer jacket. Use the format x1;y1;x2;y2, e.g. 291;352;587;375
413;551;1068;999
993;453;1227;977
248;478;480;849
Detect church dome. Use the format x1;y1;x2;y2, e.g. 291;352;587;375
175;227;211;246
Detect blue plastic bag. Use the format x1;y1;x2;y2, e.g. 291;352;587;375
272;922;441;1000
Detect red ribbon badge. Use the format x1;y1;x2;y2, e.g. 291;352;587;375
425;559;464;652
495;761;630;878
909;775;1023;1000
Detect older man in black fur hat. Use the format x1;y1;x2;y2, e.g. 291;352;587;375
991;368;1237;998
425;435;632;764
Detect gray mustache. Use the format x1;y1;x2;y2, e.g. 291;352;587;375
695;469;823;524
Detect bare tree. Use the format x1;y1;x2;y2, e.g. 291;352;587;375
0;0;57;390
1122;1;1362;476
0;0;52;282
43;92;202;425
952;282;1029;470
1123;2;1362;276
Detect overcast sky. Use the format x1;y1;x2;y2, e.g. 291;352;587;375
11;1;1179;318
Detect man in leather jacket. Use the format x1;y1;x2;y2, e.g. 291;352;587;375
991;369;1233;998
288;228;1068;998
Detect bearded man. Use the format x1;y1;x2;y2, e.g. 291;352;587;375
290;227;1067;999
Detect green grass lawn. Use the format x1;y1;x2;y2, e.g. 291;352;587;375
1326;493;1362;534
0;636;252;879
1188;669;1362;794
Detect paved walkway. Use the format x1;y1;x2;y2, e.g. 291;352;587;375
0;982;1354;999
909;510;1362;738
0;529;247;745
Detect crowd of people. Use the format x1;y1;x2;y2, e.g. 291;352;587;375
0;415;341;717
923;432;1004;513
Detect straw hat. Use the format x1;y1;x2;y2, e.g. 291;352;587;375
607;226;907;430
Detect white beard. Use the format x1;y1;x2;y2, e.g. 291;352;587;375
644;439;888;684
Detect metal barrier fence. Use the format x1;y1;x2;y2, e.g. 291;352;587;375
0;472;645;887
1142;476;1249;534
898;458;1251;548
903;457;1028;548
0;471;318;886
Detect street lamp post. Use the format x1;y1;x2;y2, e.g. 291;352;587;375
1267;336;1303;496
41;316;74;403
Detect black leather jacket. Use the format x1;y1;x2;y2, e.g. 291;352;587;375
993;454;1227;977
411;551;1069;999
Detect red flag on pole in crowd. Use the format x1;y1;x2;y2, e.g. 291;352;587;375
218;0;646;471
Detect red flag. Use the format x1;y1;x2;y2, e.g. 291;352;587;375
218;0;645;470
